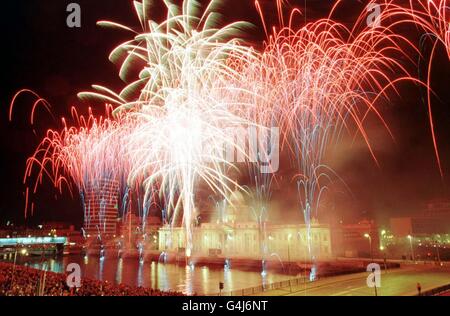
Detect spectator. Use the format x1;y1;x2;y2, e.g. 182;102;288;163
0;262;185;296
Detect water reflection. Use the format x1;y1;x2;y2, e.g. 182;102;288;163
137;261;144;287
156;263;170;292
116;258;123;284
1;255;292;295
224;267;232;291
150;261;156;289
184;264;194;295
98;258;105;281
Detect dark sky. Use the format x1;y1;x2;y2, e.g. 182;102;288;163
0;0;449;228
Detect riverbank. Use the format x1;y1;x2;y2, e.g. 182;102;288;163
0;262;185;296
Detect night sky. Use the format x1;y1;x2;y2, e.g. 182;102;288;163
1;0;449;228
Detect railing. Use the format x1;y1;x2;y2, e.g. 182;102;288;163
419;283;450;296
208;267;381;296
209;276;309;296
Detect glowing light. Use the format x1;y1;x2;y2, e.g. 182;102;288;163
13;0;449;263
0;237;67;246
77;0;257;256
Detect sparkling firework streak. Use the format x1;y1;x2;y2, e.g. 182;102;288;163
232;0;423;261
78;0;259;257
15;0;449;265
22;105;136;230
125;85;253;257
387;0;449;59
335;0;450;176
78;0;255;114
411;0;449;58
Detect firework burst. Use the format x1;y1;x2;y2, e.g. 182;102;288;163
15;0;450;265
77;0;260;256
227;0;423;261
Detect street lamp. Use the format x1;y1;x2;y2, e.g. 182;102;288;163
287;233;293;292
380;230;386;250
407;235;415;263
379;245;388;272
287;233;292;272
364;233;373;261
434;242;442;266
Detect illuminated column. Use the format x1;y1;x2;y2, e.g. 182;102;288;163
83;178;119;239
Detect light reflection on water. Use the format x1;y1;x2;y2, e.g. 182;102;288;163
1;254;291;295
116;258;123;284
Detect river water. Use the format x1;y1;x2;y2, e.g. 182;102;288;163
1;254;292;295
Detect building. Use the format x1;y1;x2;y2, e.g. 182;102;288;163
159;222;331;261
82;178;119;239
119;213;161;250
424;199;450;219
120;212;141;247
159;189;332;261
390;199;450;237
331;220;380;258
389;217;448;237
384;200;450;261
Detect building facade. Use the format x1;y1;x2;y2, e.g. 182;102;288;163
159;221;331;260
119;213;161;250
390;199;450;237
330;220;380;258
158;190;331;260
82;178;119;238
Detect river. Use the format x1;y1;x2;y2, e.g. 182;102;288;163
1;254;292;295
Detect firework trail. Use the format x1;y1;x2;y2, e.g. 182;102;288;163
231;0;421;264
78;0;254;113
78;0;259;257
409;0;449;58
330;0;450;177
332;0;448;56
333;0;449;176
124;81;254;257
385;0;449;59
391;0;449;177
9;89;54;126
16;0;449;266
403;0;450;178
22;105;136;235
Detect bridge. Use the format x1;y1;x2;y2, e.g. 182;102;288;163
0;236;67;247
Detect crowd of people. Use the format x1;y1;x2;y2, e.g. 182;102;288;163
0;262;184;296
